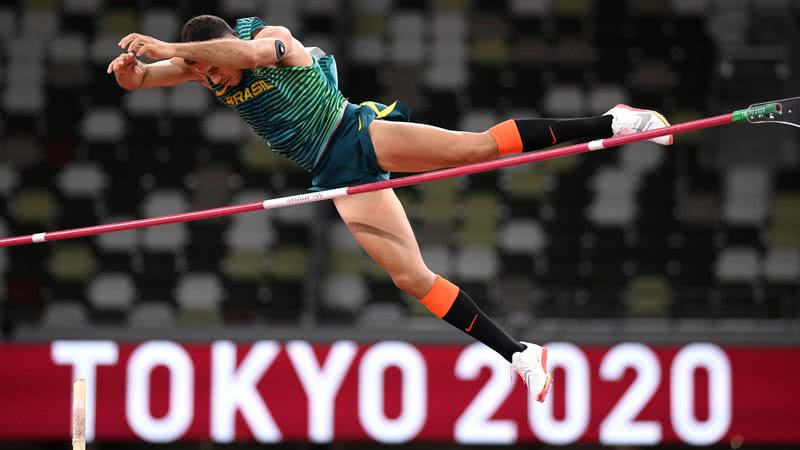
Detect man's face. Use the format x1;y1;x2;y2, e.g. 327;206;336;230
190;61;242;87
185;36;243;86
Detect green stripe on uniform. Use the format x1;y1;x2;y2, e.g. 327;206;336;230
210;17;346;172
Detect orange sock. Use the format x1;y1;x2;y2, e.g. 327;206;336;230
490;116;615;155
489;119;524;155
419;275;459;318
417;274;526;362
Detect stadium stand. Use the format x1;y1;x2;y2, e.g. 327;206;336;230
0;0;798;337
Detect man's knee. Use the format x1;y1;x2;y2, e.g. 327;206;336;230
390;268;435;298
450;132;497;164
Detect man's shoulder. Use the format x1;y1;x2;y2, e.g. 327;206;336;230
250;66;270;77
232;17;268;40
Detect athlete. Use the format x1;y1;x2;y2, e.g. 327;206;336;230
108;14;673;402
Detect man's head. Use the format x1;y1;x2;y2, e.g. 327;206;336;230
180;15;240;86
181;15;234;44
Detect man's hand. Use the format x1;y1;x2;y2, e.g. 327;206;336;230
107;52;147;90
119;33;176;60
106;52;143;75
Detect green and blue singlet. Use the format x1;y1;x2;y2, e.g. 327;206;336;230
207;17;411;190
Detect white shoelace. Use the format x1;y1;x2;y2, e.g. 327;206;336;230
612;114;643;135
510;351;533;385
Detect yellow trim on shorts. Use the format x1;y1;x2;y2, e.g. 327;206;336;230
357;101;399;130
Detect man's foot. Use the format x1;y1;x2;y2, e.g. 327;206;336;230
511;342;552;402
604;104;673;145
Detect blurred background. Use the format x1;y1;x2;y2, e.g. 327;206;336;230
0;0;799;449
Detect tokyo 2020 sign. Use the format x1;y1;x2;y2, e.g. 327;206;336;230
0;341;797;445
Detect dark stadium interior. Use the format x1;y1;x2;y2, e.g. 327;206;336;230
0;0;798;448
2;0;798;337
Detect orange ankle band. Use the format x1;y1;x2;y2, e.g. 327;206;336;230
419;275;459;318
489;120;523;155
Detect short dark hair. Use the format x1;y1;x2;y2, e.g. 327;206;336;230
181;15;234;43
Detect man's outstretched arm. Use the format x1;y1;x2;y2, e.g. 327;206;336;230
107;53;199;90
119;26;300;69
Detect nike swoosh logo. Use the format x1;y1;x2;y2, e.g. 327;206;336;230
635;113;652;131
548;126;557;144
213;85;229;96
465;313;478;332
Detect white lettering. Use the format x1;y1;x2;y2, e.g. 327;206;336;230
287;340;357;443
51;340;119;442
454;343;517;444
529;342;590;445
599;343;662;445
211;341;282;443
671;344;732;445
358;341;427;443
126;341;193;442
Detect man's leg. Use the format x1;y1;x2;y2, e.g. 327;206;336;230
333;189;525;361
369;115;612;172
334;180;551;400
334;189;552;399
369;106;671;172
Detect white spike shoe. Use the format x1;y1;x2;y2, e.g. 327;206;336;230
511;342;552;402
604;104;673;145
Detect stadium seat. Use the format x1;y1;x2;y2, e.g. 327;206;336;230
0;7;15;39
716;247;761;283
12;189;57;225
88;272;136;314
358;302;407;327
175;273;224;324
40;300;88;327
322;274;368;315
723;167;771;225
81;108;126;142
626;275;671;317
0;164;19;198
764;248;800;283
128;301;176;328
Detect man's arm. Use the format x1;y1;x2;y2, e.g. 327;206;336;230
250;26;313;67
108;53;200;90
170;38;268;69
120;25;310;70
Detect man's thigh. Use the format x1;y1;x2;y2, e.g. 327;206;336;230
368;120;497;172
333;189;434;298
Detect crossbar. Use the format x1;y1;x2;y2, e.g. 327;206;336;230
0;112;736;247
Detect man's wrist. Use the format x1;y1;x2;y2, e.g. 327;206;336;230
166;43;181;59
117;64;144;90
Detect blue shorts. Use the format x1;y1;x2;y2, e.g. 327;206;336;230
310;101;411;191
